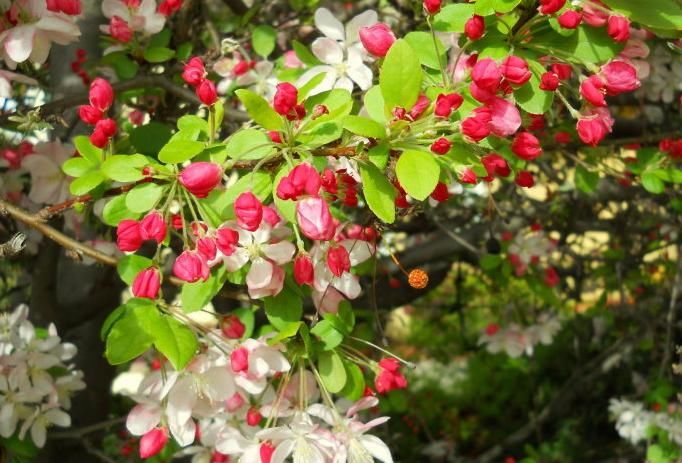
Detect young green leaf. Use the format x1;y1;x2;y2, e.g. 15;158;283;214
395;150;440;201
359;162;396;224
380;39;422;113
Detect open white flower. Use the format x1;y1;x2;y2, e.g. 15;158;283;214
0;0;80;69
257;412;335;463
101;0;165;36
297;8;376;95
21;140;73;205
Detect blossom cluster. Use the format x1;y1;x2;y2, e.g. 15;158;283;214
0;304;85;447
116;332;395;462
609;398;682;447
478;315;562;358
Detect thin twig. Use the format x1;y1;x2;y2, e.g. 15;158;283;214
50;417;126;439
659;243;682;377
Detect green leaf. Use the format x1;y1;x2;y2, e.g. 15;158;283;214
395;150;440;201
533;26;623;65
339;361;365;401
148;315;198;370
252;25;277;57
359;162;396;223
474;0;495;15
143;47;175;63
105;305;159;364
178;115;209;134
226;129;274;160
268;321;302;344
297;121;343;149
404;31;448;70
292;40;322;66
126;183;165;213
298;72;327;101
368;143;389;170
103;194;140;226
236;89;283;131
176;42;193;61
62;157;95;178
494;0;522;13
310;319;344;350
101;298;153;341
575;165;600;193
513;60;554;114
264;286;303;331
363;86;386;123
318;350;347;393
101;51;139;79
73;135;102;165
343;116;386;139
181;267;227;313
158;139;205;164
130;122;172;156
479;254;502;271
101;154;147;182
641;171;665;194
117;254;153;285
380;39;422;112
433;3;476;31
69;170;105;196
602;0;682;31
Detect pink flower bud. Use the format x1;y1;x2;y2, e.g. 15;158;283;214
539;72;560;91
129;109;145;125
327;245;350;277
90;128;109;148
579;75;607;106
78;105;102;125
132;267;161;299
471;58;501;92
551;63;572;80
461;107;492;143
196;79;218;106
409;95;430;120
577;114;612;146
116;219;142;252
515;170;535;188
359;23;396;58
89;78;114;112
273;82;298;116
182;57;205;86
430;137;451;155
216;227;239;255
196;236;217;261
289;163;321;198
140;211;166;244
179;162;222;198
544;267;560;287
268;131;282;143
139;427;168;459
423;0;441;14
481;153;511;178
110;15;133;42
230;347;249;372
538;0;566;15
172;250;209;283
246;407;262;426
600;61;640;95
48;0;82;15
262;205;281;227
459;168;478;185
558;10;582;28
95;118;117;137
234;192;263;231
221;315;245;339
500;56;531;86
430;182;449;202
486;97;521;137
511;132;542;161
434;92;463;117
296;197;334;241
225;392;245;412
260;443;275;463
294;254;314;286
464;15;485;40
607;15;630;42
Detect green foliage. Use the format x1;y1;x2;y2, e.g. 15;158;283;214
380;39;423;112
359;161;396;223
395;150;440;201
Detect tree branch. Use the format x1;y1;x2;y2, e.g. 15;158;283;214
222;0;248;15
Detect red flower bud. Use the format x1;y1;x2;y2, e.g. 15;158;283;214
461;107;492;143
230;347;249;372
139;427;168;459
246;407;262;426
580;75;607;106
607;15;630;42
179;162;222;198
294;254;314;286
501;56;531;86
434;92;463;117
539;72;560;91
173;250;209;283
423;0;441;14
116;219;142;252
196;236;217;261
78;105;102;125
221;314;245;339
430;182;449;202
359;23;396;58
511;132;542;161
515;170;535;188
459;168;478;185
132;267;161;299
327;245;351;277
234;192;263;231
464;15;485;40
430;137;451;155
273;82;298;116
140;210;166;244
182;56;205;86
196;79;218;106
471;58;501;92
110;15;133;42
216;227;239;256
88;78;114;112
95;118;117;137
538;0;566;15
558;10;582;28
481;153;511;178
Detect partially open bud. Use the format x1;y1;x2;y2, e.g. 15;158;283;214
132;267;161;299
139;427;168;459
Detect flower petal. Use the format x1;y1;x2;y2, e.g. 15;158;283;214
346;10;379;44
314;8;345;41
312;37;344;65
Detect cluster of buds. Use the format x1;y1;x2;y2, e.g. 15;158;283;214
78;78;117;148
69;48;89;86
272;82;305;120
182;57;218;106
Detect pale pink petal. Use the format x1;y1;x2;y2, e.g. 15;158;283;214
126;403;161;436
312;37;344;65
262;241;295;265
314;8;345;41
4;25;36;64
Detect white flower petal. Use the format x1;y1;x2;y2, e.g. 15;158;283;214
126;403;162;436
314;8;345;41
359;434;393;463
312;37;344;65
345;10;379;44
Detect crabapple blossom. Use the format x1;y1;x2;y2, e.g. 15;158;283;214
101;0;165;37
